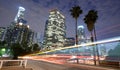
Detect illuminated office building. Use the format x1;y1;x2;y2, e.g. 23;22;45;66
14;6;26;23
43;9;66;50
77;25;86;44
4;7;34;46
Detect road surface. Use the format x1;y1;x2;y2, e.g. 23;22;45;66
26;59;119;70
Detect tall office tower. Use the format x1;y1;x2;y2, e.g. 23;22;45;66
0;27;6;41
77;25;86;44
14;7;26;23
26;29;34;47
4;7;33;46
43;9;66;50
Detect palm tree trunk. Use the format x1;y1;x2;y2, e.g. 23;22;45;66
93;26;100;65
90;32;94;42
75;18;78;45
90;31;96;65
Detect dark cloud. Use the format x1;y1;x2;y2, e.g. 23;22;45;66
32;0;40;3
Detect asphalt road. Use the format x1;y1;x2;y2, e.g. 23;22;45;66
26;59;119;70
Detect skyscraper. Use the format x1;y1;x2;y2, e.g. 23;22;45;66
43;9;66;50
77;25;86;44
4;7;33;46
14;7;26;23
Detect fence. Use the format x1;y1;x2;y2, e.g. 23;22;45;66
0;60;27;69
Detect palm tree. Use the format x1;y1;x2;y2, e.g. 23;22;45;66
84;10;98;41
84;10;99;65
70;6;82;45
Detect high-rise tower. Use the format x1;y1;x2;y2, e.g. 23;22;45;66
43;9;66;50
4;7;33;46
14;7;26;23
77;25;86;44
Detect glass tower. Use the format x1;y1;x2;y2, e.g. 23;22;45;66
77;25;86;44
14;7;26;23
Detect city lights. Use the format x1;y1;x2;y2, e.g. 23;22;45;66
0;0;120;69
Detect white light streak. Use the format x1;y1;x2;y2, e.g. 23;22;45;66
38;37;120;54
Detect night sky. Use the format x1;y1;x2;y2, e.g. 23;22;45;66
0;0;120;40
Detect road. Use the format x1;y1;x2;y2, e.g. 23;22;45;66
26;59;118;70
26;59;88;70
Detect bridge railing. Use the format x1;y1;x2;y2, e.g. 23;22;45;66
0;60;27;69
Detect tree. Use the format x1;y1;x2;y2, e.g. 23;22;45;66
0;41;7;57
70;6;82;45
10;43;25;59
32;43;40;52
84;10;98;65
84;10;98;42
0;41;7;46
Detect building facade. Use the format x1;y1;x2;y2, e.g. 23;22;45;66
43;9;66;50
64;37;75;47
0;27;6;41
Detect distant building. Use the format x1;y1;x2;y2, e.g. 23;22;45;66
100;44;107;56
64;37;75;47
4;22;33;45
14;6;26;23
43;9;66;50
77;25;86;44
0;27;6;41
34;32;42;46
4;7;34;46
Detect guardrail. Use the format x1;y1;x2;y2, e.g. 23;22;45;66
0;60;27;69
100;60;120;68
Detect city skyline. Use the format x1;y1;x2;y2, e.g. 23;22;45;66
0;0;120;40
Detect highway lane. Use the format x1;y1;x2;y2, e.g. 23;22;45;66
26;59;118;70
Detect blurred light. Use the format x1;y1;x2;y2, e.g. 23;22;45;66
71;55;77;59
1;48;5;52
37;37;120;55
53;54;57;57
78;25;84;29
27;25;29;28
19;22;23;26
2;54;9;57
22;56;31;59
